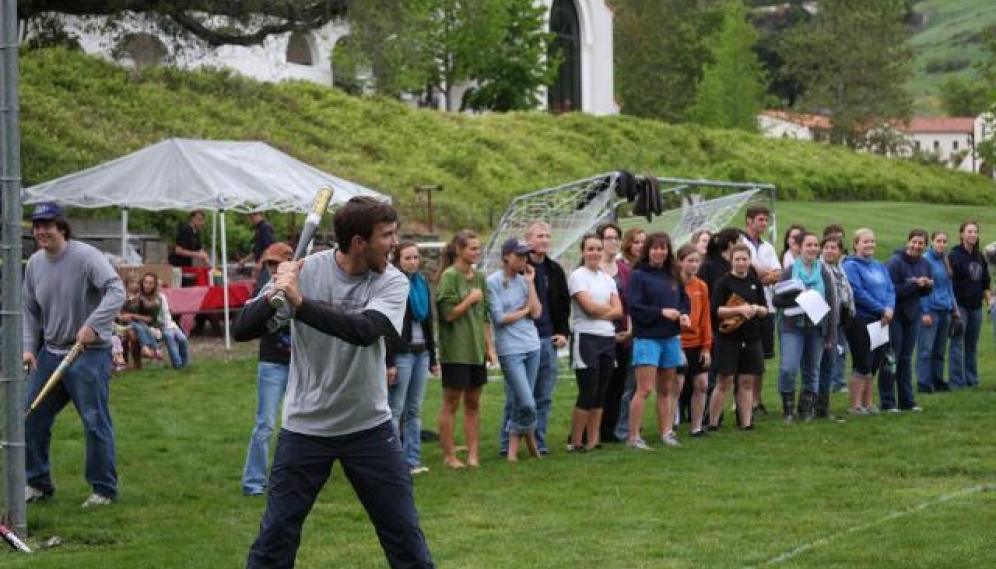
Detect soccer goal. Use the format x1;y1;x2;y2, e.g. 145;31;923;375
480;173;777;272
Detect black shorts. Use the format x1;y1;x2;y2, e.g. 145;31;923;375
713;337;764;377
677;346;707;378
440;363;488;390
844;317;886;377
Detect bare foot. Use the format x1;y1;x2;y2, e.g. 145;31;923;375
466;455;480;468
443;457;466;470
525;434;541;459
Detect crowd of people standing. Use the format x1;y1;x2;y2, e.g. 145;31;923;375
382;206;993;469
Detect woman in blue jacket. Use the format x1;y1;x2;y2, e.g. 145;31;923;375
626;232;689;450
917;230;957;393
842;228;896;415
948;220;990;388
880;229;932;412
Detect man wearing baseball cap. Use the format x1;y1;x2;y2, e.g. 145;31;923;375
22;202;126;507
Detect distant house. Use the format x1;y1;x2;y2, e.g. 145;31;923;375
758;110;993;173
23;0;617;116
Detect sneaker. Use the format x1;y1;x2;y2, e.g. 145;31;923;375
885;407;901;414
81;493;114;508
566;444;587;453
867;406;881;415
628;438;653;451
661;433;682;447
25;485;51;503
848;407;868;416
690;429;708;438
410;465;430;475
905;406;923;413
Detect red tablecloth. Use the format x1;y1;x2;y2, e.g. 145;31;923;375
163;282;253;314
180;266;211;286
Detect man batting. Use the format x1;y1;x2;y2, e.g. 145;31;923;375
242;197;435;569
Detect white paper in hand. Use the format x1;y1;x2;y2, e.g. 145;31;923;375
866;320;890;350
794;289;830;325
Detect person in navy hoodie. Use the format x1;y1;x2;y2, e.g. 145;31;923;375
625;232;690;450
879;229;932;412
948;220;990;388
917;230;957;393
842;228;896;415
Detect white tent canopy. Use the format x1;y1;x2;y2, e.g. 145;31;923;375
23;138;389;349
22;138;386;212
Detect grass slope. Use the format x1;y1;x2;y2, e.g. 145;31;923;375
3;203;995;568
909;0;996;114
20;48;995;235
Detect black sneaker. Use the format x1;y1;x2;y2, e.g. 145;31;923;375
690;429;708;438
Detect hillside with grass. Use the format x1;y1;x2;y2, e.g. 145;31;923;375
908;0;996;113
20;48;994;235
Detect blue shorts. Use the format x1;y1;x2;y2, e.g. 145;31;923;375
631;336;682;369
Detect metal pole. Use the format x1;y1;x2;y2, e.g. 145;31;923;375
1;0;27;534
220;210;230;350
120;208;129;260
414;185;443;235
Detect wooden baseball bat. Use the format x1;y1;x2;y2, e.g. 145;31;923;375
270;187;334;309
26;342;85;418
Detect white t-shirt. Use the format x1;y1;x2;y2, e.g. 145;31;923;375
568;266;617;337
742;234;780;309
282;250;408;437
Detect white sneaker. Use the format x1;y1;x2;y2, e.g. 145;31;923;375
410;465;430;475
661;433;682;447
81;493;114;508
628;438;653;451
25;485;50;503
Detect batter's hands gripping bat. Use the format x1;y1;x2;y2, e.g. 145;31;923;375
25;342;85;418
269;187;334;310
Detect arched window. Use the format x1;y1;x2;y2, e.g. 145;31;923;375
331;36;368;95
115;33;168;67
548;0;581;114
286;32;314;66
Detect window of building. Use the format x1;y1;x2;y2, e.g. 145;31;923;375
286;32;314;66
933;140;940;151
114;33;168;67
953;140;959;151
548;0;581;114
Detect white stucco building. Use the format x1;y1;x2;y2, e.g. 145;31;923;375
26;0;617;116
758;110;994;173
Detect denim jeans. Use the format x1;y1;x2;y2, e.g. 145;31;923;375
916;310;950;391
818;325;848;394
778;325;825;395
24;347;118;499
242;362;290;495
498;350;540;435
130;321;158;349
388;352;430;467
246;423;435;569
500;338;558;453
162;327;189;369
879;318;920;409
949;305;983;388
613;364;636;441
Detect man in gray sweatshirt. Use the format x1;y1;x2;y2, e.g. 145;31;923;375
22;202;126;507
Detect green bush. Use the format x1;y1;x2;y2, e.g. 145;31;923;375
20;47;996;238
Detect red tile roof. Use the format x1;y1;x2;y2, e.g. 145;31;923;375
900;117;975;134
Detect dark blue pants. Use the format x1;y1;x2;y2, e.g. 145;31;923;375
246;422;434;569
878;318;920;410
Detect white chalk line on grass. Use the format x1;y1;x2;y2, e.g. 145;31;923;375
744;483;996;568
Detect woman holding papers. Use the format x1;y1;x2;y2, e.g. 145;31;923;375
773;231;838;423
842;228;896;415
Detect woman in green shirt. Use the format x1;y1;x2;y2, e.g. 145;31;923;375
436;230;497;469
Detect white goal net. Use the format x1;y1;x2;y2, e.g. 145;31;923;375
481;173;776;272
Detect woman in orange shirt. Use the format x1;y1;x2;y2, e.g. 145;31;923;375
675;244;712;437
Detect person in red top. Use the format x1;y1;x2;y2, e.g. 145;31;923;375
675;244;712;437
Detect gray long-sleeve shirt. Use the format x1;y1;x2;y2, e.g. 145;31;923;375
23;240;126;353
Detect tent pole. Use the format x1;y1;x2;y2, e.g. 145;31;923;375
210;210;218;267
220;210;231;350
120;208;128;261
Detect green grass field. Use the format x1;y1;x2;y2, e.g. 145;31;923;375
4;202;996;568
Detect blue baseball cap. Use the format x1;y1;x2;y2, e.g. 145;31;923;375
31;202;63;222
501;237;532;256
